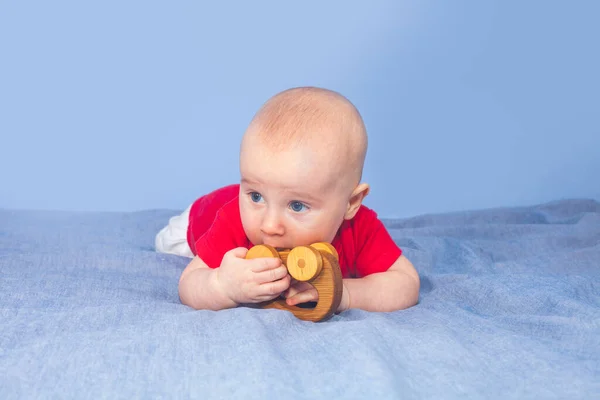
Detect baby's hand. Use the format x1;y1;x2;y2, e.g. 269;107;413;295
216;247;291;305
283;279;318;306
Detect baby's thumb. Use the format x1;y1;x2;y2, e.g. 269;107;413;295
226;247;249;259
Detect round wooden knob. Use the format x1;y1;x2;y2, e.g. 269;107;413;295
286;246;323;282
245;244;280;259
309;242;339;260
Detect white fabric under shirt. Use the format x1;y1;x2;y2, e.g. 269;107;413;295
155;205;194;258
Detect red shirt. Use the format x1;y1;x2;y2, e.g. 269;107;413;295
187;184;402;278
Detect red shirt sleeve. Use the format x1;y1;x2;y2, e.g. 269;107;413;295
186;185;250;269
353;206;402;277
192;199;250;269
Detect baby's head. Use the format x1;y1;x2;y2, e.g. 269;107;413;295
238;87;370;249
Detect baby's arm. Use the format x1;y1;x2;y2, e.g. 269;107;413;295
339;255;420;313
178;255;236;310
284;254;419;313
178;247;291;311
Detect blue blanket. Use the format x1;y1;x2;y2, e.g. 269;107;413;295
1;199;599;399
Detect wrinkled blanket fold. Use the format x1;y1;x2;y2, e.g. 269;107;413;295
1;199;598;399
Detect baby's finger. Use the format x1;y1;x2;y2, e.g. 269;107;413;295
257;274;291;298
282;280;309;299
250;257;282;273
286;287;319;306
282;285;299;299
254;265;289;284
226;247;249;259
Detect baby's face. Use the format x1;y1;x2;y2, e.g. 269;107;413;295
238;140;353;249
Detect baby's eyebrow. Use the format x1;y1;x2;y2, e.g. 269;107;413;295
285;190;321;203
241;178;322;203
241;177;261;186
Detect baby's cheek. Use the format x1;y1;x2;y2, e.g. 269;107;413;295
241;213;261;242
301;223;335;243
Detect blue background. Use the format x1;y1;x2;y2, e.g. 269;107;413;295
1;1;598;218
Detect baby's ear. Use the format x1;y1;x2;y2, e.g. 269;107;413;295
344;183;370;220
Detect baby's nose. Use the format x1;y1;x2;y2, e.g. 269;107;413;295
260;212;285;236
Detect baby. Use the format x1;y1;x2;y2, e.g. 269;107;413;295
156;87;420;314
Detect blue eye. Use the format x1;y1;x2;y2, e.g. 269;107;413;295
250;192;262;203
289;201;308;212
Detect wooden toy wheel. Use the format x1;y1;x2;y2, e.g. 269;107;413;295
245;243;343;322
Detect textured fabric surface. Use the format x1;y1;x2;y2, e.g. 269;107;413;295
1;199;599;399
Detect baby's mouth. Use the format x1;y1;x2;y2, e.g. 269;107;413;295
261;241;293;251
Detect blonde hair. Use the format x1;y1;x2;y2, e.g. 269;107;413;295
243;86;368;182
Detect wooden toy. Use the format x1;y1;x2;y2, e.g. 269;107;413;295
245;242;343;322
